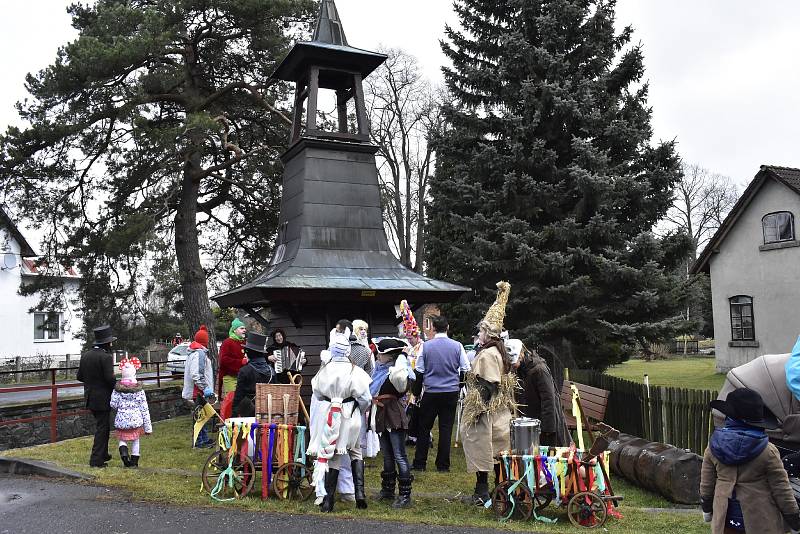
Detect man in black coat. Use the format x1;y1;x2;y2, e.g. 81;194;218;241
77;325;117;467
233;332;275;417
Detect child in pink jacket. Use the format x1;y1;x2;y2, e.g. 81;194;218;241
110;357;152;467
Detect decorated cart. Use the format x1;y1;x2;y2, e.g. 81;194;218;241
491;384;623;527
201;379;313;502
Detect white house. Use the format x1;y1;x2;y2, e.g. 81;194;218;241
693;165;800;372
0;207;84;361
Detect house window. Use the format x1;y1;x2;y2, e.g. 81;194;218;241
729;296;755;341
762;212;794;244
34;312;62;341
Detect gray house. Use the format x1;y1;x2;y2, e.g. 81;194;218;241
693;165;800;371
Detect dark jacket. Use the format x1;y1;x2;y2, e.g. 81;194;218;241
77;347;116;411
374;375;410;433
517;354;569;446
266;330;301;384
233;356;274;416
701;419;800;534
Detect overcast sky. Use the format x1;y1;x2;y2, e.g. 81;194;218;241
1;1;799;190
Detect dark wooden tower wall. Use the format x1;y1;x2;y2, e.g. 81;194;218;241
266;303;400;400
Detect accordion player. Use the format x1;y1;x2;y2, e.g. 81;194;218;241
272;345;304;374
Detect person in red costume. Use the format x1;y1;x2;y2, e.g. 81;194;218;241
218;318;248;395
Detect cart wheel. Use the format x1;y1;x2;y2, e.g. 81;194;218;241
533;489;553;512
272;462;314;501
201;449;256;499
567;491;608;528
491;480;534;520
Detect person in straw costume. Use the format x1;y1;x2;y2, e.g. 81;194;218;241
460;281;517;506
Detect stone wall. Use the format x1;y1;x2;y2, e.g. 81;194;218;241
0;385;189;451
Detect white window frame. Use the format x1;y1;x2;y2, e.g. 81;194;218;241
33;312;63;342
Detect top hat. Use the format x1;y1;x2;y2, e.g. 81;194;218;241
244;332;268;353
376;337;408;355
93;325;117;345
710;387;779;429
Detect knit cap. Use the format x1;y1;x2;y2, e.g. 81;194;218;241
194;325;209;347
119;357;141;385
229;318;246;339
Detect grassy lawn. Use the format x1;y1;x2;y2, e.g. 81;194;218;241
606;357;725;392
1;416;705;533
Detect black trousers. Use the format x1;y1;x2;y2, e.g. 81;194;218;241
412;391;459;471
90;410;111;466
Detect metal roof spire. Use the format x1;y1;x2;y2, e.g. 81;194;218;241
312;0;348;46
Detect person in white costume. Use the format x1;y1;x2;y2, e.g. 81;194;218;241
307;337;372;513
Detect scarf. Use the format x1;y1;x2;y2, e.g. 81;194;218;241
370;361;391;397
228;328;244;341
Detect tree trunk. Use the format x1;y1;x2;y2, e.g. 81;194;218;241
174;129;217;363
414;173;426;273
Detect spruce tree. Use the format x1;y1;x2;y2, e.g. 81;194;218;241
428;0;691;369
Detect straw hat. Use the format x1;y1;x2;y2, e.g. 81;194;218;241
479;281;511;338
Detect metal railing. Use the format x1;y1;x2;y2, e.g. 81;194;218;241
0;360;184;444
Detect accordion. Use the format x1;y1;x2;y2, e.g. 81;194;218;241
272;346;304;373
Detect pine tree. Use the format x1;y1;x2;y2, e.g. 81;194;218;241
0;0;314;350
427;0;692;369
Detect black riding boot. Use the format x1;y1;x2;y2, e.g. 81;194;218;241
352;459;368;509
379;471;396;501
119;445;131;467
320;468;340;513
392;474;413;509
130;455;139;468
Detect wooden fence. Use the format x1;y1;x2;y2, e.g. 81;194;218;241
569;369;717;454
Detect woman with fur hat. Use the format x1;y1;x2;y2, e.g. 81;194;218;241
701;388;800;533
371;337;416;508
307;337;373;513
460;282;516;506
218;318;248;395
182;325;215;448
110;357;152;467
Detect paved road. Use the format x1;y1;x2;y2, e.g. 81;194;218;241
0;373;179;404
0;475;524;534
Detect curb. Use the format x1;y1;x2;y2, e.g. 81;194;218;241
0;457;94;481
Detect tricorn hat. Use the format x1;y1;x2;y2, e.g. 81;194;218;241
376;337;408;356
244;332;268;353
93;325;117;345
479;281;511;338
710;387;779;429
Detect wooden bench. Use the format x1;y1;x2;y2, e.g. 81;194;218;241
560;380;610;430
